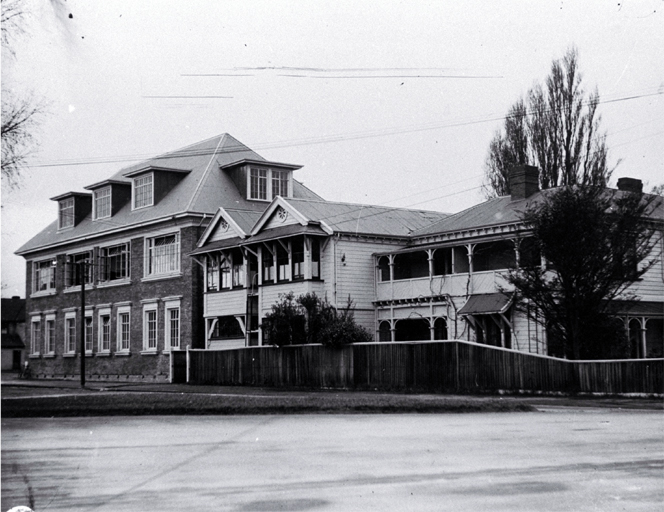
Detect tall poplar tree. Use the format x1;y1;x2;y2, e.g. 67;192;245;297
484;47;614;198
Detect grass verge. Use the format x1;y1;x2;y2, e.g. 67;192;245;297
2;392;534;417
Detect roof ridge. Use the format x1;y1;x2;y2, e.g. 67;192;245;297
288;197;448;215
117;133;228;174
185;134;229;212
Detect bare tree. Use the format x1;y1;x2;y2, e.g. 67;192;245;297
2;91;44;187
483;48;616;198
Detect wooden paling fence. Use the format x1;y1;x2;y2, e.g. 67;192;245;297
186;341;663;395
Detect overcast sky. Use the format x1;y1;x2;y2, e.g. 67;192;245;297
2;0;663;298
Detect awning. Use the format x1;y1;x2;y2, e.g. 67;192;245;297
189;236;244;256
459;293;513;316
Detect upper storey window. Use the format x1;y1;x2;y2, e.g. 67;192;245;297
59;198;75;229
133;173;154;209
250;168;268;200
272;170;289;198
94;187;111;219
249;167;290;201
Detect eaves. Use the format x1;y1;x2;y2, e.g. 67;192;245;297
15;211;210;257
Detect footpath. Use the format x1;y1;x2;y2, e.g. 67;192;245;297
2;372;661;416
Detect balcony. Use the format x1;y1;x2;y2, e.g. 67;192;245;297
376;271;513;302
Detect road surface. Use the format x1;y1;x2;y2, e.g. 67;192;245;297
2;410;663;511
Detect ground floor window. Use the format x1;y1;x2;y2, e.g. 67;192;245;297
45;316;55;354
378;321;392;342
117;308;131;352
65;315;77;353
98;310;111;352
165;300;181;350
30;317;41;354
434;317;448;340
209;316;244;340
85;315;93;353
143;303;158;351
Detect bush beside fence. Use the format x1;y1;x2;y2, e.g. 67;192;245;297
186;340;663;395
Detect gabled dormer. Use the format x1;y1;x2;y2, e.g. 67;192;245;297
84;179;132;220
50;192;92;230
220;159;302;202
122;165;191;210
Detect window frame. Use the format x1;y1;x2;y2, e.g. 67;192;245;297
248;167;291;201
84;312;93;354
117;306;131;352
98;308;112;353
64;312;77;354
58;198;75;229
65;251;93;288
144;233;181;278
93;186;112;219
30;317;41;355
32;259;57;295
44;315;56;354
164;300;181;352
99;242;130;282
142;303;158;352
132;172;154;210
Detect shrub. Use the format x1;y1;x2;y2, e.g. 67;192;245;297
261;292;372;348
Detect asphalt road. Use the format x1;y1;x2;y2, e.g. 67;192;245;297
2;411;662;512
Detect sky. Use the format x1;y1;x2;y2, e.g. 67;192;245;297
2;0;663;298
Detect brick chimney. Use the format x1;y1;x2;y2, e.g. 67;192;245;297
617;177;643;194
509;165;540;200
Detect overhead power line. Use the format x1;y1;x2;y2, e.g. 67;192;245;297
27;89;662;169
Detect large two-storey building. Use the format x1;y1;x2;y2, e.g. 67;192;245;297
17;137;663;381
16;134;322;380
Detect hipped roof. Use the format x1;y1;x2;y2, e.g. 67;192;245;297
16;134;322;256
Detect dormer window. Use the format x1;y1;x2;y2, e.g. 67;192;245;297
93;187;111;219
59;198;75;229
248;167;291;201
133;173;154;209
272;170;289;197
250;168;268;200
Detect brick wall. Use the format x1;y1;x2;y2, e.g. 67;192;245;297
24;220;207;381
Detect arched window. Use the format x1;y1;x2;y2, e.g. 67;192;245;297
378;321;392;342
377;256;390;282
433;317;448;340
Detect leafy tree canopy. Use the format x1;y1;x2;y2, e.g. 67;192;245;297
508;184;662;359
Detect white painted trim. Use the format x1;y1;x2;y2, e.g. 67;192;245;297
251;196;310;235
16;214;206;257
197;207;247;247
116;305;131;353
97;307;112;353
131;171;155;210
93;186;112;220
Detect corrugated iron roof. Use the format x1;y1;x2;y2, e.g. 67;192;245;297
458;293;512;315
286;198;449;238
412;188;663;239
16;134;321;255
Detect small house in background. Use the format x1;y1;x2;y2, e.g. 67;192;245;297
2;296;26;371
